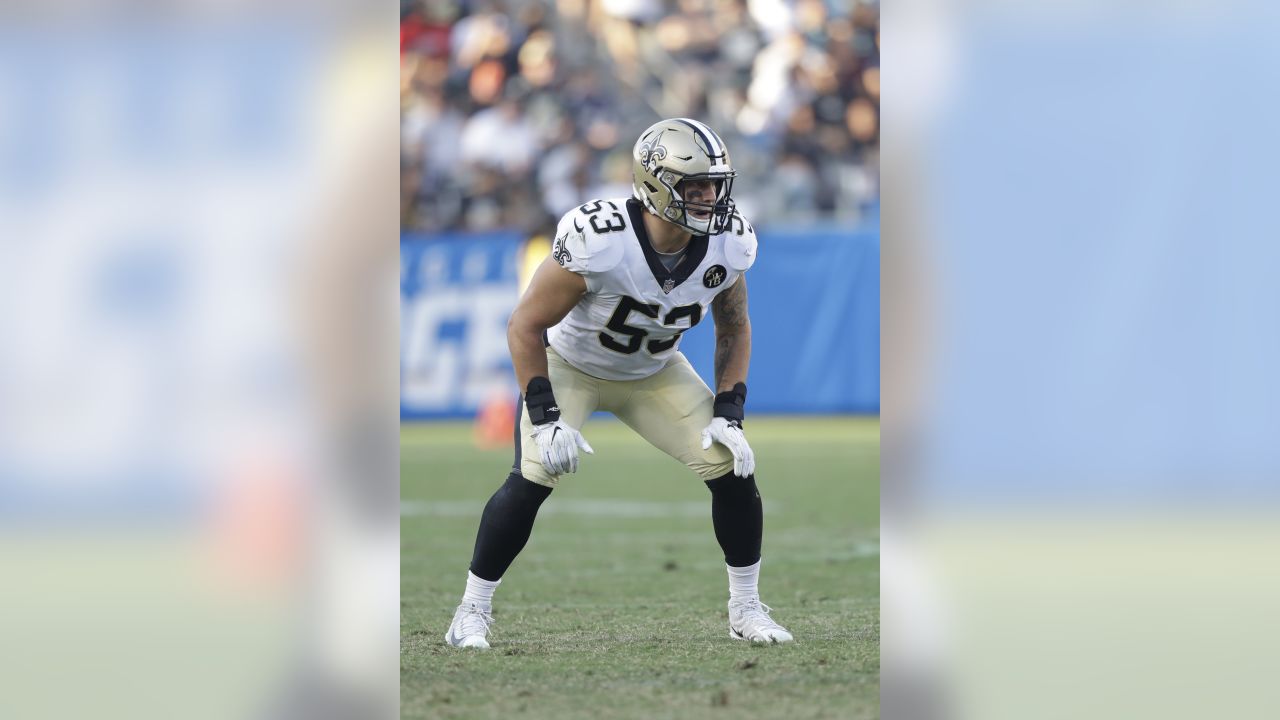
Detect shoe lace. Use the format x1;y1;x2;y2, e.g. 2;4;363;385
457;603;494;637
731;598;784;631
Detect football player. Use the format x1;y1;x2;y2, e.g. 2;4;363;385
445;118;793;648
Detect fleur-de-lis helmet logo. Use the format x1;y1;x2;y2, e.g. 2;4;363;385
638;130;669;173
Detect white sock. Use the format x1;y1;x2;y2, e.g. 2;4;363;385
462;571;500;608
727;559;761;602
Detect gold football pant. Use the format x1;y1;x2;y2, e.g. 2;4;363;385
517;347;735;487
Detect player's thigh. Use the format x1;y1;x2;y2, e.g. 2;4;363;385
517;347;599;487
613;353;734;481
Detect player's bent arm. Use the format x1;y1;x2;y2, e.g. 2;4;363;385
507;256;588;390
703;275;755;476
710;276;752;393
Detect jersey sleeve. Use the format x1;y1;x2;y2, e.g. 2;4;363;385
722;210;758;272
550;203;626;290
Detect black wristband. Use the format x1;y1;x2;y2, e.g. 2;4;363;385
712;382;747;425
524;376;561;425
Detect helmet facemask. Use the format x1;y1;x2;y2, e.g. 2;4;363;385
665;173;737;235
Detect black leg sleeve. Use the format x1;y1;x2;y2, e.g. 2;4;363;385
469;472;553;581
704;471;763;568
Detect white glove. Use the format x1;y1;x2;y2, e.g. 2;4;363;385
531;420;594;476
700;417;755;477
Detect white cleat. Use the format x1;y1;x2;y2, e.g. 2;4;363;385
728;597;794;644
444;602;494;649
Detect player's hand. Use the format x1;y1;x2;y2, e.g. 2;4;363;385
531;420;594;475
701;417;755;477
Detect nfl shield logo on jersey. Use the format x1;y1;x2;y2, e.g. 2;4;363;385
662;278;676;293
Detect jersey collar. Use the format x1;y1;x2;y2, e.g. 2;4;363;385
627;198;709;294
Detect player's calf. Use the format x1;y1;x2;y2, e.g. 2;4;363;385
704;471;763;567
470;471;552;580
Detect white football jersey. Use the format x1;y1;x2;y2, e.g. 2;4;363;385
546;198;757;381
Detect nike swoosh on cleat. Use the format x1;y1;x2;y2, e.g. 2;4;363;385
730;625;777;643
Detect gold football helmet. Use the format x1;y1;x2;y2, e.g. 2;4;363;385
632;118;737;235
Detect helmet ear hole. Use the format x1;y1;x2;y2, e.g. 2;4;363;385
643;181;659;193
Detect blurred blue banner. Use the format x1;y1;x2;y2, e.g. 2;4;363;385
401;233;521;419
401;228;880;418
681;227;880;414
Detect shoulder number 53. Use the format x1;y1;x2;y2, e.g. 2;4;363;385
579;200;627;234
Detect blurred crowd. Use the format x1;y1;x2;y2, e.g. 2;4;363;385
401;0;879;234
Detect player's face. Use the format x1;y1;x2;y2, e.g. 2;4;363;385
677;178;717;219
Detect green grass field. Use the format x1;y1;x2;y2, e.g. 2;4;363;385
401;416;880;720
